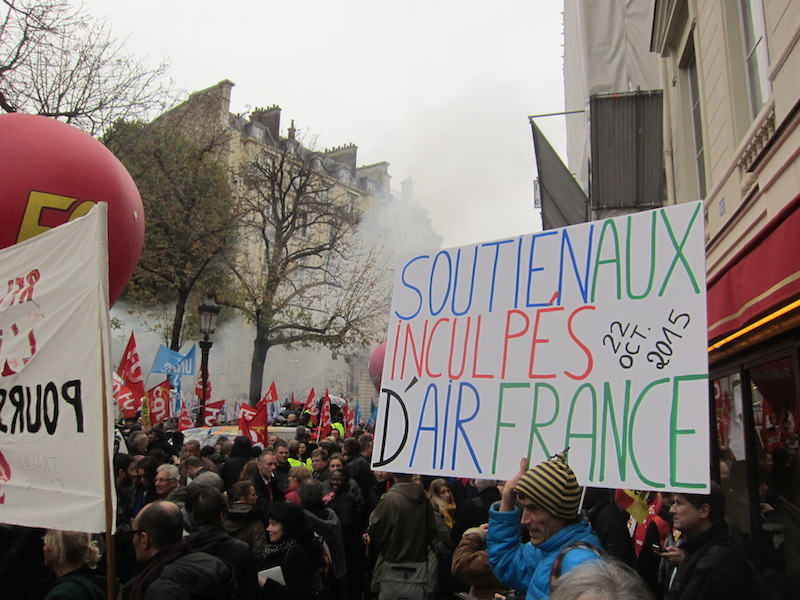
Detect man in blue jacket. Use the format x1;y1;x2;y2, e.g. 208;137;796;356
488;453;603;599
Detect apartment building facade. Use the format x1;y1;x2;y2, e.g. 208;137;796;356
153;80;440;413
652;0;800;586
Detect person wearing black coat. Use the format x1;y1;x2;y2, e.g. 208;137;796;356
185;486;259;600
582;487;634;566
259;502;328;600
221;436;256;491
450;479;501;544
664;485;763;600
250;451;285;513
325;469;363;600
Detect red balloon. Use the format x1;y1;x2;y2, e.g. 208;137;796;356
0;113;144;306
369;341;387;393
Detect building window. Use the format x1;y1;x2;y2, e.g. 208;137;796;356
739;0;770;119
715;372;751;536
686;50;707;199
714;354;800;584
749;357;799;575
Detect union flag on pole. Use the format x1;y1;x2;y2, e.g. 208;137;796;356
303;388;319;417
343;402;355;437
145;379;172;426
316;389;332;441
239;403;268;447
266;381;279;404
257;381;279;409
178;400;194;431
202;399;225;427
113;372;139;419
238;404;257;422
117;332;145;403
195;364;212;402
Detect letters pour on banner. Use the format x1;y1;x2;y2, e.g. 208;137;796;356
372;202;710;493
0;204;115;532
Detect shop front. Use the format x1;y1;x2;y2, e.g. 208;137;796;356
708;195;800;591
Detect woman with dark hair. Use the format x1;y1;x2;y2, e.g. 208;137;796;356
42;530;105;599
128;456;159;519
258;502;328;599
298;441;311;464
224;480;267;561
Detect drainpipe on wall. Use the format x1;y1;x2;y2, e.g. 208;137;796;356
660;59;677;206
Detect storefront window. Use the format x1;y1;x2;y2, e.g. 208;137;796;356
750;358;800;575
715;373;750;534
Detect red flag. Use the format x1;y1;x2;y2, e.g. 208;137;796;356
303;388;317;415
267;381;279;403
202;399;225;427
146;379;171;426
178;400;193;431
302;387;318;427
113;373;140;419
255;381;279;410
117;332;146;402
240;402;268;447
195;365;212;402
343;402;355;437
316;389;332;442
238;404;257;423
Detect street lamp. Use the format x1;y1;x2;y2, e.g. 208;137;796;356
197;294;220;426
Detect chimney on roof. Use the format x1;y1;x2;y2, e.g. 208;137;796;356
218;80;235;115
325;144;358;175
251;105;281;143
401;178;414;203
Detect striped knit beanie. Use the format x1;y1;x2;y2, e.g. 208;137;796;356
514;452;581;520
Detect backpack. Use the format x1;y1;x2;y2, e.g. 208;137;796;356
377;560;428;600
549;541;604;591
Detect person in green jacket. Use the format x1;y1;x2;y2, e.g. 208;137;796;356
43;530;106;600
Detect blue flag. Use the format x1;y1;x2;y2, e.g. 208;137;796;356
268;399;281;423
367;399;378;427
151;344;196;376
151;345;184;374
170;378;182;417
354;401;363;426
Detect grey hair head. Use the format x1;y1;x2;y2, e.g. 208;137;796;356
550;558;655;600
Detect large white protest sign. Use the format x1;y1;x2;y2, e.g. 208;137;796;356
0;204;115;531
373;202;709;493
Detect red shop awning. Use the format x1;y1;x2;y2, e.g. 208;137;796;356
707;194;800;342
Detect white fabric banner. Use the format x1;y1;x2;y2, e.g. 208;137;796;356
0;203;115;532
373;202;709;493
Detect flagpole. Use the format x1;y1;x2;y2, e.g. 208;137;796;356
100;320;117;598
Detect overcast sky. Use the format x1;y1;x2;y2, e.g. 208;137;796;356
85;0;568;249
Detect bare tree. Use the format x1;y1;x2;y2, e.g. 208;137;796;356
0;0;171;135
228;141;391;404
104;119;239;350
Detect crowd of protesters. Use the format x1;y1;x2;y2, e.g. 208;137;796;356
0;400;790;600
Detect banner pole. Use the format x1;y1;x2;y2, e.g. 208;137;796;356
101;319;117;597
95;202;118;598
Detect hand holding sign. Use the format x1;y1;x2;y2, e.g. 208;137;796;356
499;457;529;512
